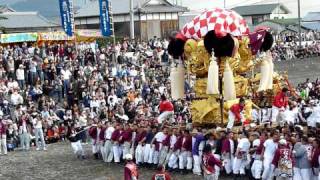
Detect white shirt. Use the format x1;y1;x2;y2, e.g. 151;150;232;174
154;132;166;143
105;126;115;140
263;139;278;158
282;108;298;125
22;120;27;133
253;139;261;147
251;109;258;122
107;95;118;107
129;69;138;77
61;69;72;80
33;118;42;129
11;93;23;105
99;53;106;60
238;138;250;152
252;139;261;158
8;81;19;90
111;67;117;77
307;106;320;127
159;86;166;95
16;69;25;80
170;135;177;149
90;100;100;108
79;115;87;127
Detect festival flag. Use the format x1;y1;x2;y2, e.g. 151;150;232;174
59;0;75;37
99;0;112;36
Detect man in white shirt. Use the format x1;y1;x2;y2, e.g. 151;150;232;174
19;115;31;151
282;105;298;125
251;108;259;123
151;128;167;165
129;66;138;77
61;67;72;96
233;132;251;176
90;96;100;110
16;64;25;89
165;128;177;165
307;103;320;127
251;133;263;180
10;90;23;106
7;78;19;91
107;91;118;108
103;122;115;163
0;119;7;155
33;115;47;151
261;132;279;180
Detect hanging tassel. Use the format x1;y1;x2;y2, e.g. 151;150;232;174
257;53;270;92
170;62;185;100
207;51;219;95
266;51;274;90
223;59;236;100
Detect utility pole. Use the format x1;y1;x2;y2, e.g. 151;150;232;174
108;1;115;45
130;0;135;40
224;0;226;8
298;0;302;47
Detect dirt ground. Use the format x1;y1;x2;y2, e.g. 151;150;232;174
0;142;236;180
274;57;320;85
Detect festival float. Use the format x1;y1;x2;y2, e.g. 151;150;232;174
168;8;292;126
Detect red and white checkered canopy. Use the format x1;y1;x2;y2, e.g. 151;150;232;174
181;8;250;40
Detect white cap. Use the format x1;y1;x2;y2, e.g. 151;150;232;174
279;139;287;145
124;154;133;160
250;123;257;128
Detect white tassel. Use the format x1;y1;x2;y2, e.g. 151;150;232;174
170;63;185;100
258;58;270;92
207;52;219;95
266;52;274;90
223;60;236;100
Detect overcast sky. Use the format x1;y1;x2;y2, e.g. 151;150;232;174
1;0;319;18
179;0;320;17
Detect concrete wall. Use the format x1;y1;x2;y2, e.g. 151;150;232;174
274;57;320;86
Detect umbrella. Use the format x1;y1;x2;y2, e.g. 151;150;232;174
181;8;249;40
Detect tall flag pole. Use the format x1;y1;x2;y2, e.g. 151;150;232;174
109;1;116;45
59;0;75;37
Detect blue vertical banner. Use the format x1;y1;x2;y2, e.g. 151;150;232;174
59;0;75;37
99;0;112;36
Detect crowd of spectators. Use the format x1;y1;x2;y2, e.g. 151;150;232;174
271;31;320;61
0;37;192;153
